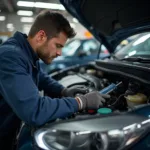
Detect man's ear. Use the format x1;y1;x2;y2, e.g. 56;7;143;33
37;30;47;43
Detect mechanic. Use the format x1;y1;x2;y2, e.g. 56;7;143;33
0;10;110;149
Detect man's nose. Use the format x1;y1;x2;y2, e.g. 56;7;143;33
56;50;62;56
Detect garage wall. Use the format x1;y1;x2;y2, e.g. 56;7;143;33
0;12;88;39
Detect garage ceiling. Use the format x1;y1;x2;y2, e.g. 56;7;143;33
0;0;66;14
0;0;80;35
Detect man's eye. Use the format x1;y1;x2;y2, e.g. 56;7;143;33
56;44;62;48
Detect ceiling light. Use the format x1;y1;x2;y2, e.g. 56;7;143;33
0;16;6;21
17;1;34;7
8;27;14;32
20;17;34;23
7;23;13;28
17;1;65;10
17;10;33;16
7;23;14;31
35;2;65;10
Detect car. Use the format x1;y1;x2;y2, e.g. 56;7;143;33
40;38;109;74
114;32;150;59
20;0;150;150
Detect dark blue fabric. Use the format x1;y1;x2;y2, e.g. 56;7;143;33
17;126;33;150
0;31;78;149
16;125;42;150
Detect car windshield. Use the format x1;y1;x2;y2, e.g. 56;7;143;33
114;33;150;59
62;39;81;56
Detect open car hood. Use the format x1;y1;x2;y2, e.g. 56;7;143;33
60;0;150;53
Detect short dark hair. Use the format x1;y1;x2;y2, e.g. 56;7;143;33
28;10;76;39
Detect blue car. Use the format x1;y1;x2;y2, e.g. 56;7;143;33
40;38;109;74
19;0;150;150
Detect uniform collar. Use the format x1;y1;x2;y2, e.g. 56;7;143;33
13;31;39;64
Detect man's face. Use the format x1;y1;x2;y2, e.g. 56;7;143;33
36;31;67;64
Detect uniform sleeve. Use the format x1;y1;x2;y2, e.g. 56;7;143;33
0;51;78;127
38;68;64;97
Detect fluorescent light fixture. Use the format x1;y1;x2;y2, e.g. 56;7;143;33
35;2;65;10
17;10;33;16
20;17;34;23
17;1;65;10
7;23;13;28
7;23;14;31
8;27;14;32
0;16;6;21
17;1;34;7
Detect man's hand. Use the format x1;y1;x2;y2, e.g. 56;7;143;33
62;86;88;97
75;91;110;110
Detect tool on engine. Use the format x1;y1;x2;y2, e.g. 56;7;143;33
99;82;122;94
95;82;123;114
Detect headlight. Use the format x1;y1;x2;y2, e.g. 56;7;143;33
34;114;150;150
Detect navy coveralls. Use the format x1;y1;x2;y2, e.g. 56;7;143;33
0;32;78;149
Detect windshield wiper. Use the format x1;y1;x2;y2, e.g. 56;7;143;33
120;57;150;63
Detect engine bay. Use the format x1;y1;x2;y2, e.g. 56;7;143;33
34;61;150;150
51;61;150;117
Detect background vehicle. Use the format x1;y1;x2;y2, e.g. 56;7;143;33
114;33;150;59
40;38;109;74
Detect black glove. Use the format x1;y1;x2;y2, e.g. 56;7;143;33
75;91;110;110
62;86;88;97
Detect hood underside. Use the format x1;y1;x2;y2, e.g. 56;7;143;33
60;0;150;52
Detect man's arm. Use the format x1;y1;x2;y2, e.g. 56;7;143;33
0;51;78;127
38;67;64;97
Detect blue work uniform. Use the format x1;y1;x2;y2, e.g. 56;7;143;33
0;31;78;149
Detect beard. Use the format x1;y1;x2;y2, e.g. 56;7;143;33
42;57;53;64
39;53;54;64
36;48;54;64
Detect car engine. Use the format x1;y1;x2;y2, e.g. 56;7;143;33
51;60;150;116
